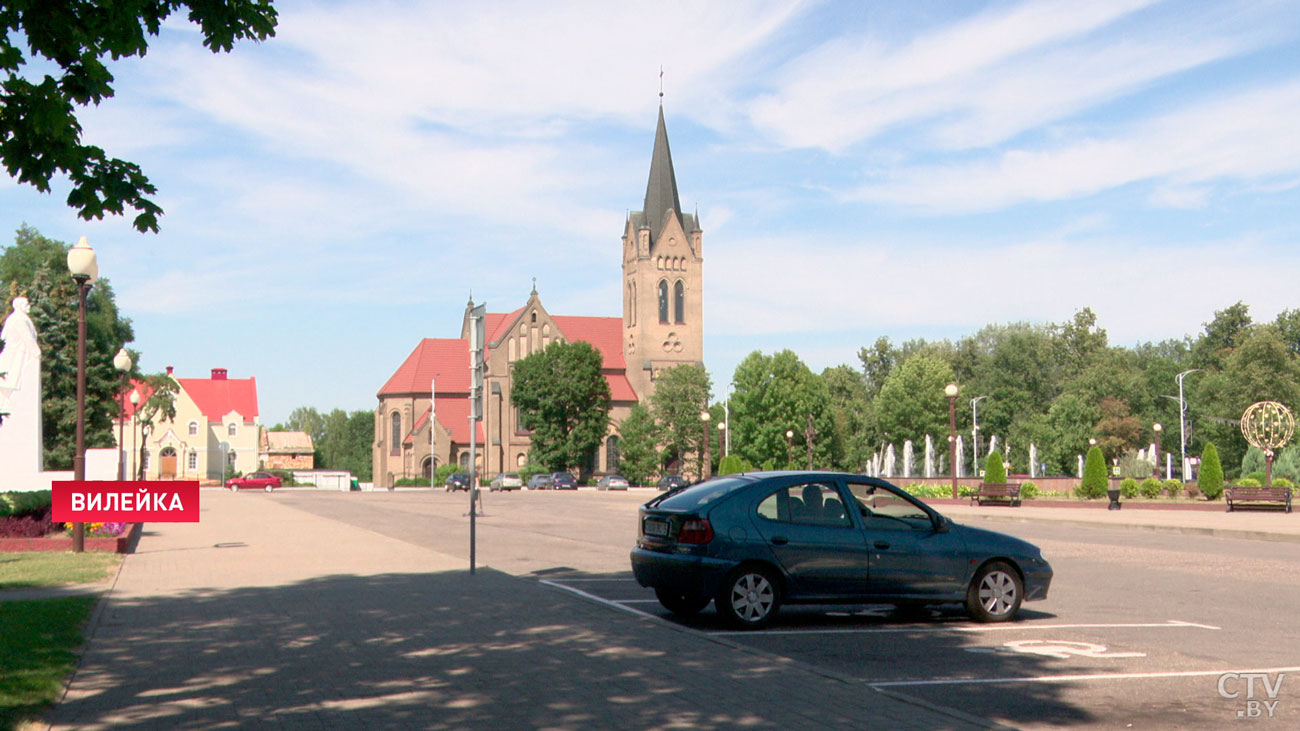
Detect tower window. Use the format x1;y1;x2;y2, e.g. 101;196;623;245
674;280;685;324
390;411;402;456
658;280;669;324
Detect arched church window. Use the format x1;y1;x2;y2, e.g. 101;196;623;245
606;436;620;472
674;280;685;324
630;281;636;326
658;280;669;323
390;411;402;457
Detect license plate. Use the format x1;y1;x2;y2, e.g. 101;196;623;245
643;519;669;537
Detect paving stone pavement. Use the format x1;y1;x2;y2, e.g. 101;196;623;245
42;490;987;730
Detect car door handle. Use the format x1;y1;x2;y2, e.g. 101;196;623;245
874;541;891;550
771;536;789;546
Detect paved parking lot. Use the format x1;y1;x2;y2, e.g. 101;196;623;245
281;489;1300;728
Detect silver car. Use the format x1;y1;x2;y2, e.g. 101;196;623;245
489;473;523;491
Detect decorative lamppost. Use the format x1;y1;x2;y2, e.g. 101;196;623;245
1176;369;1201;479
113;348;132;480
1240;401;1296;487
945;384;959;498
971;395;988;476
67;236;98;553
1152;423;1162;480
718;421;727;458
699;410;712;481
785;429;794;467
129;389;140;480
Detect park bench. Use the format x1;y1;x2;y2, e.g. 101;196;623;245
1224;485;1292;513
972;483;1022;507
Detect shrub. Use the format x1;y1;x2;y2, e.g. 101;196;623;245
718;454;746;476
1199;443;1224;500
0;490;52;518
1244;471;1267;483
393;477;430;487
1139;477;1163;499
1118;450;1153;479
1079;446;1108;499
433;463;460;485
1162;479;1183;497
1120;477;1139;499
984;451;1007;484
1272;477;1294;488
0;510;57;538
1020;481;1039;499
1235;477;1262;487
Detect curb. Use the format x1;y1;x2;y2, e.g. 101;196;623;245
952;511;1300;544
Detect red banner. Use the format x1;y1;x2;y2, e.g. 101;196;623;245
52;481;200;523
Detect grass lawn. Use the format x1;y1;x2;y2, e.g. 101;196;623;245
0;596;98;730
0;553;122;590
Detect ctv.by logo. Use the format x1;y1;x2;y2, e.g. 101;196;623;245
1218;672;1286;719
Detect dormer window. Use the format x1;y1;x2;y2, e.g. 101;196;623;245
188;421;198;437
228;423;238;437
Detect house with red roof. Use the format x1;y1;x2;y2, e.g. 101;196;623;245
373;106;705;486
114;367;262;482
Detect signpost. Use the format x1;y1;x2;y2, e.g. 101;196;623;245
468;302;486;574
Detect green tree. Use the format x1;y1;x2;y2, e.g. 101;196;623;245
1;3;278;232
857;336;898;398
1093;396;1142;461
1051;307;1109;380
984;450;1007;484
132;371;178;479
729;350;836;470
650;364;712;478
1199;443;1224;500
1192;302;1252;370
2;226;134;468
1194;326;1300;469
315;409;373;481
1080;446;1108;499
822;363;874;471
875;355;955;444
511;341;611;472
276;406;327;449
615;404;660;486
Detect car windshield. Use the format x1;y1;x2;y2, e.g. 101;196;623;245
652;476;751;511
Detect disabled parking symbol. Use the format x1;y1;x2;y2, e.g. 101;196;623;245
968;640;1146;660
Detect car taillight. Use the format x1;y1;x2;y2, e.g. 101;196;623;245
677;518;713;545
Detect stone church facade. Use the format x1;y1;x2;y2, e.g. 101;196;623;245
373;107;705;486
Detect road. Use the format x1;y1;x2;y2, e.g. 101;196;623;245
276;489;1300;728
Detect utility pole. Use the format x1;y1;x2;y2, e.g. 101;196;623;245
468;302;486;574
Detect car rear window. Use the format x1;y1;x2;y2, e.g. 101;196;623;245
653;476;751;511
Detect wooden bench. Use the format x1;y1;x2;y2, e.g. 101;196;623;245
1225;485;1292;513
972;483;1022;507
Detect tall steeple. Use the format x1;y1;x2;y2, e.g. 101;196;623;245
642;105;683;244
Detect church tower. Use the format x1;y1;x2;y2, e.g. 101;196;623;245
622;106;704;400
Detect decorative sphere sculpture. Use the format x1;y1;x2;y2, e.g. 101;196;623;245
1240;401;1295;456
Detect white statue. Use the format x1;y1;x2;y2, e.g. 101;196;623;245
0;296;44;474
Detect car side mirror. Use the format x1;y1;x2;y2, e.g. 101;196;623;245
932;515;950;533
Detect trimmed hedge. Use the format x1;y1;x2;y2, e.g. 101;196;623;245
1079;446;1108;499
1200;443;1224;500
1;490;52;518
984;451;1007;484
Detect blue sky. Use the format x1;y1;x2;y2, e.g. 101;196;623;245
4;0;1300;425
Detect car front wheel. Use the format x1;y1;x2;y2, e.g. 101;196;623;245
716;566;781;629
966;561;1023;623
265;484;274;492
228;484;238;492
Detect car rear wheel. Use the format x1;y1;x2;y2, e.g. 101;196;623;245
716;566;781;629
229;484;238;492
655;588;711;616
966;561;1023;623
265;484;274;492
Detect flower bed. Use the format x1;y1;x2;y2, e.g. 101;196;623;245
0;522;141;553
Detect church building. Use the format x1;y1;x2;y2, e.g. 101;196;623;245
373;107;705;486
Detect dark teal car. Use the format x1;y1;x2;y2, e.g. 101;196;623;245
631;471;1052;629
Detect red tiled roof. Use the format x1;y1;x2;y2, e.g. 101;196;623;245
379;339;471;396
177;375;258;422
403;399;484;446
486;306;526;345
552;315;625;370
606;373;638;402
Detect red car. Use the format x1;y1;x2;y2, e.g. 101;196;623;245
226;471;281;492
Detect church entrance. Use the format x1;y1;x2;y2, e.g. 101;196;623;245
160;447;177;479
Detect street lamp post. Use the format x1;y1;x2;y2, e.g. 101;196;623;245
1152;423;1163;480
718;421;727;459
1176;369;1201;480
113;348;132;480
725;383;733;458
785;429;794;467
946;384;959;498
67;236;97;553
971;395;988;474
129;390;140;480
699;410;712;481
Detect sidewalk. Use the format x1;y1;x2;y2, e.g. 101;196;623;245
935;500;1300;543
41;491;986;730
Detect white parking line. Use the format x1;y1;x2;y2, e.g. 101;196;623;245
710;619;1221;637
539;579;661;619
542;577;638;583
870;665;1300;688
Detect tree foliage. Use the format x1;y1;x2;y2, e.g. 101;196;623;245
272;405;373;480
875;355;955;444
1;226;134;468
1080;446;1108;499
511;341;611;472
649;363;712;474
729;350;836;470
1;2;278;232
984;450;1006;484
615;403;659;486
